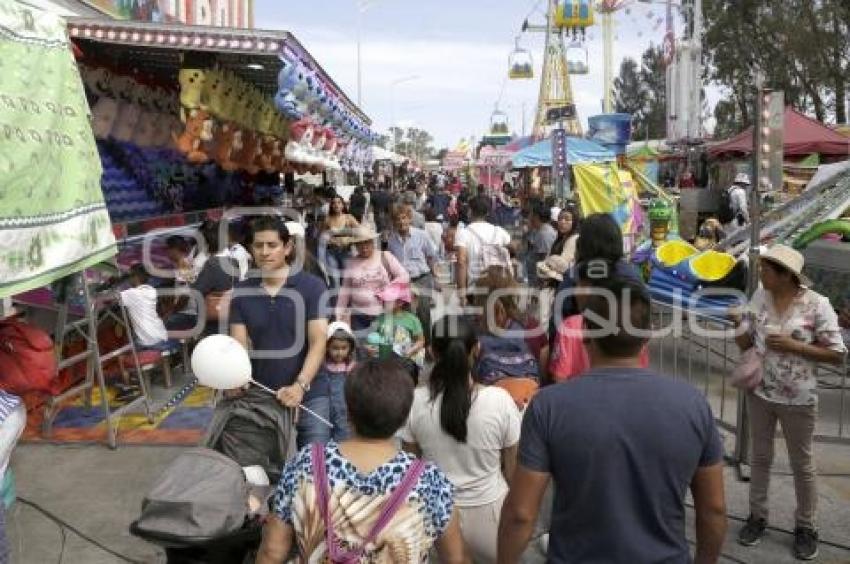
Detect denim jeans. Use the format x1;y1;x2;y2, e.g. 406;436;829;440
322;245;349;288
134;338;180;353
296;372;351;449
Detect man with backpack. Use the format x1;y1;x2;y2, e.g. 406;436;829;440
719;173;751;230
454;196;513;305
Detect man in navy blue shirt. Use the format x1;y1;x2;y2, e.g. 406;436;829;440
230;216;328;407
499;277;727;563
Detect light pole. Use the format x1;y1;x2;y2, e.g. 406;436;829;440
356;0;381;108
389;74;420;153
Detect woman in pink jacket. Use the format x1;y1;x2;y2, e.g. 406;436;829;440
335;227;409;332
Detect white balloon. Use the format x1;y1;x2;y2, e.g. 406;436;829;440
191;334;252;390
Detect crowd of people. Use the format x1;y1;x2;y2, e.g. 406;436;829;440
112;172;848;563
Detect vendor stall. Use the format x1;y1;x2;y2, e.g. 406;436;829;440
476;146;513;191
2;12;374;447
709;108;850;199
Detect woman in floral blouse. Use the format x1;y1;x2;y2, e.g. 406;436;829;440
732;245;846;560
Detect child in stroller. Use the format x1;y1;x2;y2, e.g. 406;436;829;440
131;390;295;563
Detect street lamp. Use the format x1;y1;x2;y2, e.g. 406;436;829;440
356;0;382;108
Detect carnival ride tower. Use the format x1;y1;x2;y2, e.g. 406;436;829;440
524;0;594;138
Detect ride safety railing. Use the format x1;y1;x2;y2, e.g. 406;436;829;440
649;300;850;448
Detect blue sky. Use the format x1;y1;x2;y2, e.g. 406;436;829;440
255;0;692;149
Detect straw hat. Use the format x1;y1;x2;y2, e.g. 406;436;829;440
536;255;570;282
760;244;811;286
348;226;379;244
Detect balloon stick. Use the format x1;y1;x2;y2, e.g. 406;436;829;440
250;380;334;429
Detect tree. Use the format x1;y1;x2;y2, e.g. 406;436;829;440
613;58;646;117
374;134;390;149
637;45;668;139
384;126;435;161
712;97;744;139
611;46;667;139
703;0;849;128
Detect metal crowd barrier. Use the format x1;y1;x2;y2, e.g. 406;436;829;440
649;300;850;446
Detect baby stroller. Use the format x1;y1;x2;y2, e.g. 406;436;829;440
130;447;269;563
131;390;294;563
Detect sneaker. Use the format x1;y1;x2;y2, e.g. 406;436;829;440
738;515;767;546
793;527;818;560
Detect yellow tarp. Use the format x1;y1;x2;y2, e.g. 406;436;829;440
574;163;642;237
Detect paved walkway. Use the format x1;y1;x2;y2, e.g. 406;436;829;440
6;427;850;563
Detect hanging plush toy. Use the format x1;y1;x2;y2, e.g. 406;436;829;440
204;69;227;118
82;65;112;98
177;69;207;122
233;84;258;129
291;66;313;117
174;109;213;163
237;130;261;174
174;69;212;161
306;78;326;124
163;90;183;149
275;58;302;120
213;122;242;171
87;67;119;140
284;118;314;167
323;130;338;168
111;74;142;142
131;83;159;147
235;90;263;174
210;74;244;169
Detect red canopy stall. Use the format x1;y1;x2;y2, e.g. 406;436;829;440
709;108;850;160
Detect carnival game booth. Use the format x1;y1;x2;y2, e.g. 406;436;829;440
3;12;375;447
67;17;376;263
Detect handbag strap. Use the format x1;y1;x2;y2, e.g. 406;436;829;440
311;443;427;562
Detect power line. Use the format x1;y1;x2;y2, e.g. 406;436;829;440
16;498;144;564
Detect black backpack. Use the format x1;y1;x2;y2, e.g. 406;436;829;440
717;188;735;225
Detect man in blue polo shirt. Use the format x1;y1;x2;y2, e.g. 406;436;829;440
207;216;328;470
230;215;328;402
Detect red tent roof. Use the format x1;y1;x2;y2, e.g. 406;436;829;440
709;108;850;158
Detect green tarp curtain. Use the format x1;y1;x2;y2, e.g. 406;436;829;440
0;3;116;298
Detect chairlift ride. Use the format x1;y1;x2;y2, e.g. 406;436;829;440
555;0;595;30
566;41;589;75
508;37;534;80
490;109;509;135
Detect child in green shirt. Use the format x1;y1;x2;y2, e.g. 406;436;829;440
372;280;426;370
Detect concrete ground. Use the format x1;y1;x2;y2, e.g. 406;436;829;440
6;426;850;563
6;301;850;562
